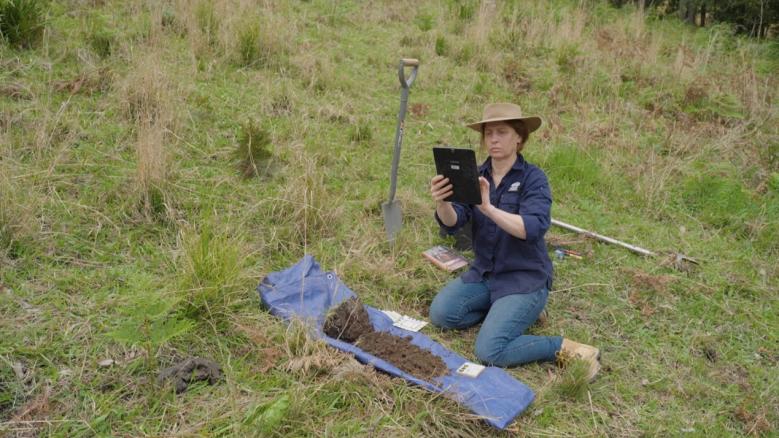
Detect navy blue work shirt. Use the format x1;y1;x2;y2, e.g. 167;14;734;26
435;154;553;302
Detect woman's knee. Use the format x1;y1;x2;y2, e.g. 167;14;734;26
428;294;455;329
474;338;505;366
429;278;489;329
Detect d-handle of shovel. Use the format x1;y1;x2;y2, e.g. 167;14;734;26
398;58;419;89
388;58;419;203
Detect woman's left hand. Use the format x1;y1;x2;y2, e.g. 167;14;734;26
476;176;493;214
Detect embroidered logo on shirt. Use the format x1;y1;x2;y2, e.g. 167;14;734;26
508;182;521;192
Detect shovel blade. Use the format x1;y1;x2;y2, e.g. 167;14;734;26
382;200;402;241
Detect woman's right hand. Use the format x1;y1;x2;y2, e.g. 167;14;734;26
430;175;453;205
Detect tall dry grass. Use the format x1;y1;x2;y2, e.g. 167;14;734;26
120;50;177;217
0;169;35;260
173;0;294;70
483;2;776;209
264;143;344;247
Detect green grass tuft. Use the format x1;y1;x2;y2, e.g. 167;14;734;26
86;14;114;59
680;171;755;229
235;19;261;67
108;278;194;370
0;173;30;259
415;12;435;32
556;42;581;73
453;0;476;21
195;0;219;47
178;221;243;320
1;1;777;435
554;358;591;400
542;144;603;198
348;121;373;143
435;34;448;56
0;0;46;48
234;119;273;178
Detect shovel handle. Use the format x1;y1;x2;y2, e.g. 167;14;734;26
387;58;419;203
398;58;419;89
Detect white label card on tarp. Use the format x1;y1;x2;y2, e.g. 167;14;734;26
393;316;428;332
381;310;428;332
381;310;402;323
456;362;485;378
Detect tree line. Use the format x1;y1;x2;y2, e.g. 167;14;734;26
610;0;778;38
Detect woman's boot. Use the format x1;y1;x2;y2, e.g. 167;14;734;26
558;339;601;381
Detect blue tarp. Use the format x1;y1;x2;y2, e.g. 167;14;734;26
257;255;535;430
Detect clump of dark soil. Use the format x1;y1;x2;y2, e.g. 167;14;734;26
356;331;448;381
323;298;448;381
323;297;374;343
158;357;222;394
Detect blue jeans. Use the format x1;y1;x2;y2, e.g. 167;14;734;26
429;277;563;367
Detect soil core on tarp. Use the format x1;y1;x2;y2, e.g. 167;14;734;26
323;297;448;381
323;297;373;343
357;331;448;381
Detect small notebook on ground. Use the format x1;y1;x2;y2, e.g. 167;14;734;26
433;147;482;205
423;245;469;272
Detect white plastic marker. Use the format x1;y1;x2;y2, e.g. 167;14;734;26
381;310;428;332
456;362;485;378
394;316;427;332
381;310;402;322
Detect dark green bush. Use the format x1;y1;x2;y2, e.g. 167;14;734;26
0;0;47;49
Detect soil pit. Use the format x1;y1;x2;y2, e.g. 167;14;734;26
324;297;448;381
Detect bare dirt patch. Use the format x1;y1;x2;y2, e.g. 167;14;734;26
324;298;448;382
734;402;772;436
624;268;676;294
409;103;429;117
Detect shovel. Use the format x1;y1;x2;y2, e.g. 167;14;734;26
383;58;419;242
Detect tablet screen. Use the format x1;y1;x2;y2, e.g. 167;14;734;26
433;147;482;205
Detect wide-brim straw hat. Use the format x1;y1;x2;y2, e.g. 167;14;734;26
466;103;542;133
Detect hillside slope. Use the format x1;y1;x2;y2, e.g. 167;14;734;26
1;0;777;436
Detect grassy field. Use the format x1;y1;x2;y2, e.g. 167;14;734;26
1;0;777;436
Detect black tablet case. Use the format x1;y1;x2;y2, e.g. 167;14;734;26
433;147;482;205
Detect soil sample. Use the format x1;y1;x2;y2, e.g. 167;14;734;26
324;297;449;382
323;297;374;343
356;331;448;381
